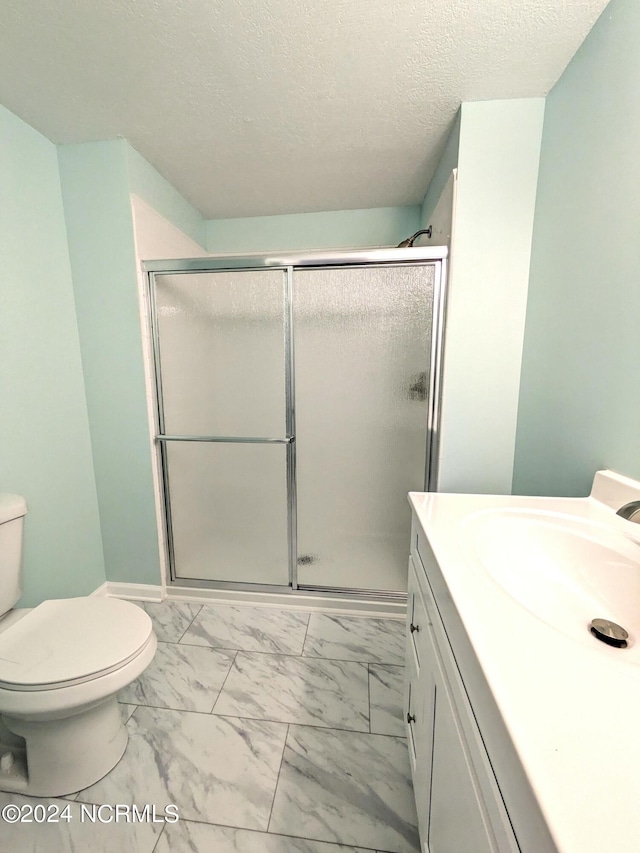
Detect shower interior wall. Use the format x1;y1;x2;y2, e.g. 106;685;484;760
205;207;422;254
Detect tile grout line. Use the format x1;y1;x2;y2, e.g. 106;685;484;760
209;650;239;714
120;702;397;737
299;611;312;657
145;634;406;669
172;642;403;666
150;819;168;852
175;603;205;644
126;703;140;721
266;722;289;834
115;704;404;739
367;663;372;734
209;711;374;736
298;652;405;666
168;815;384;851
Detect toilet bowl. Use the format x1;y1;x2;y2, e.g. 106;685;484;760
0;596;156;796
0;492;157;796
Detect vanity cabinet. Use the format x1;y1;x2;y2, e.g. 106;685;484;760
405;524;520;853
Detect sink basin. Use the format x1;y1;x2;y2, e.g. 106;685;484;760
460;509;640;658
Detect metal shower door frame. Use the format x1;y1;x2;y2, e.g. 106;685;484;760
145;247;448;598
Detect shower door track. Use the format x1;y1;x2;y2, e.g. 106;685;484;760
146;247;448;602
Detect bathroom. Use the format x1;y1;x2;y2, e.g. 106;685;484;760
1;0;639;850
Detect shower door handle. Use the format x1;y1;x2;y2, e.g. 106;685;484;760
157;434;295;444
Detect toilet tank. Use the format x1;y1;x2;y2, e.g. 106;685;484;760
0;494;27;616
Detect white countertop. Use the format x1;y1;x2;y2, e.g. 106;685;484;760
408;470;640;853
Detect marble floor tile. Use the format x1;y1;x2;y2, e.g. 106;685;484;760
303;615;406;666
213;652;369;731
369;665;405;737
180;604;310;655
118;642;236;712
156;820;370;853
76;706;288;830
0;793;162;852
133;600;202;642
269;726;419;853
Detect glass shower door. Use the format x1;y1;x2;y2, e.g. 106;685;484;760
152;270;291;586
293;264;435;592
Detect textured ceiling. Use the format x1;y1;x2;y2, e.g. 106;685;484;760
0;0;609;219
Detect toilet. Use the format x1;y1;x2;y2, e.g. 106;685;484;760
0;494;157;796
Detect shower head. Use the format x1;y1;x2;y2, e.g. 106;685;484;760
397;226;432;248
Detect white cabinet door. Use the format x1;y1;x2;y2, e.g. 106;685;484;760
408;518;522;853
406;559;436;840
428;668;497;853
408;555;516;853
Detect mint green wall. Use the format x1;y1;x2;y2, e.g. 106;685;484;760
437;99;545;495
420;112;461;226
57;139;161;585
206;206;420;253
0;105;105;605
125;144;206;249
514;0;640;497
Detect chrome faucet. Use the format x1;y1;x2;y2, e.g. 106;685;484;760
616;500;640;523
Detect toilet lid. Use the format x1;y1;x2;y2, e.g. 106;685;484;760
0;598;153;690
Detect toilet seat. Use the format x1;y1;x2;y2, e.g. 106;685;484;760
0;598;153;691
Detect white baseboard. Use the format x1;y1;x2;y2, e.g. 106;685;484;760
166;586;406;618
91;581;405;618
96;582;165;603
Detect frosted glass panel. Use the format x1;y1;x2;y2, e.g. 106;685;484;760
155;271;286;437
294;264;435;592
166;442;288;584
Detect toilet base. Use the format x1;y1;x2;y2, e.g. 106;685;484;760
0;697;128;797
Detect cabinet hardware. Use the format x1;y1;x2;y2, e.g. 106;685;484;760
410;623;420;633
407;712;416;724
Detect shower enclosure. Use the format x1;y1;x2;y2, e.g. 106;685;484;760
146;248;447;599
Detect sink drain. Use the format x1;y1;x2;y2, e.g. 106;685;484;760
590;618;629;648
